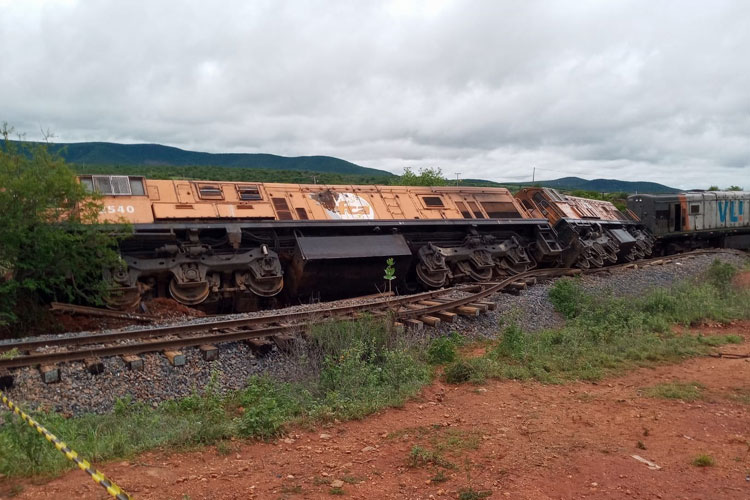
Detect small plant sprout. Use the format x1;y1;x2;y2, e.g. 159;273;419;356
384;257;396;293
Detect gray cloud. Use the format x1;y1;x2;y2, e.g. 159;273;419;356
1;0;749;189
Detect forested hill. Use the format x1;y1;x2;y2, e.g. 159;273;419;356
12;141;394;177
504;176;679;193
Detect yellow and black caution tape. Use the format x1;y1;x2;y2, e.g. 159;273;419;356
0;390;133;500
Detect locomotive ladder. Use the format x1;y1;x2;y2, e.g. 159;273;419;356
381;192;405;218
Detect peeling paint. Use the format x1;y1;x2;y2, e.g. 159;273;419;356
309;190;375;220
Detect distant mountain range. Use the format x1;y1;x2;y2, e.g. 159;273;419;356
10;141;680;193
503;176;680;194
22;141;395;177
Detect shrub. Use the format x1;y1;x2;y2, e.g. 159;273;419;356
692;454;715;467
427;335;458;365
548;277;586;319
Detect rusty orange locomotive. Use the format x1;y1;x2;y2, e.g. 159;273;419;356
81;175;649;310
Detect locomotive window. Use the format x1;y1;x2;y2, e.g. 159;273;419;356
481;201;519;218
79;176;94;192
295;207;309;220
455;201;472;218
468;201;485;218
655;209;669;220
197;184;224;200
129;178;145;196
237;185;262;201
422;196;445;208
92;175;132;195
690;204;700;214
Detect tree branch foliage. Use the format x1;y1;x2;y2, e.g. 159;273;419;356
399;167;447;186
0;125;124;329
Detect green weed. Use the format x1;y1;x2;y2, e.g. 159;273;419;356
408;445;455;469
458;487;492;500
692;454;715;467
643;381;705;402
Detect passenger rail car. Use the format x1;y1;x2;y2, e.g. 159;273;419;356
627;191;750;253
82;175;562;310
514;187;654;268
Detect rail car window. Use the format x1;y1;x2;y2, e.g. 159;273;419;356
455;201;472;218
480;201;519;218
422;196;445;208
655;210;669;220
468;201;485;218
237;185;262;201
690;204;700;214
197;184;224;200
272;197;294;220
295;207;309;220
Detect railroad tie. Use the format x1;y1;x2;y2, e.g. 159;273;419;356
121;355;144;371
163;350;186;366
199;344;219;361
39;365;60;384
419;316;441;327
432;311;457;323
452;306;480;317
467;302;489;313
0;368;13;390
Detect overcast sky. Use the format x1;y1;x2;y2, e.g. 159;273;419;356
1;0;748;189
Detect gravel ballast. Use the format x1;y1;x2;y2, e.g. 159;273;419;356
1;250;746;417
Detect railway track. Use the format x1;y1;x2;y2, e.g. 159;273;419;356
0;248;743;383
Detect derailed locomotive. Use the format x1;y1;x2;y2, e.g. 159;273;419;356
81;175;652;311
516;187;655;268
627;190;750;254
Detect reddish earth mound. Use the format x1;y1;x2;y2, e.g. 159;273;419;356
3;323;749;499
143;297;206;319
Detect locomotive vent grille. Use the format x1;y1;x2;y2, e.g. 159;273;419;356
92;175;132;195
272;197;294;220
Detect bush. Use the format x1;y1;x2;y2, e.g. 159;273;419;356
0;128;125;330
427;335;460;365
548;278;586;319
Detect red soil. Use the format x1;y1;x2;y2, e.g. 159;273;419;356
3;323;749;499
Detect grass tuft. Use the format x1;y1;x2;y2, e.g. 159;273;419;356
692;454;715;467
643;381;705;402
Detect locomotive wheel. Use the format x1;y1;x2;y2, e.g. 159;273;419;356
575;255;591;269
416;262;448;288
169;279;210;305
587;249;604;268
246;275;284;297
105;287;141;310
457;261;493;282
496;258;533;276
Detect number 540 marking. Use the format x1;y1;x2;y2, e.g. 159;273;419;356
101;205;135;214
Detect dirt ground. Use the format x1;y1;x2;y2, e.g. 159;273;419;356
2;320;748;500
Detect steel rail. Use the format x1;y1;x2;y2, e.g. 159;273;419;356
0;248;742;370
0;287;463;354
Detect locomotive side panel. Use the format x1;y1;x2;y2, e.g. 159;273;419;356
515;187;653;268
81;176;560;311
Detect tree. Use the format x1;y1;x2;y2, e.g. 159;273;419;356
398;167;447;186
708;186;720;191
0;126;124;329
727;185;743;191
